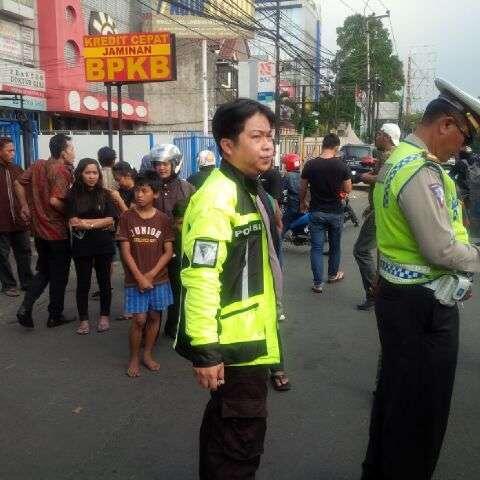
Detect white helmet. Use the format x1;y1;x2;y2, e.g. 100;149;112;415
197;150;216;168
150;144;183;175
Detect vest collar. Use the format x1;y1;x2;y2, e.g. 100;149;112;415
403;134;440;163
220;160;258;195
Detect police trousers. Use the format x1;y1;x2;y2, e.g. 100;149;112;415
199;366;269;480
362;279;459;480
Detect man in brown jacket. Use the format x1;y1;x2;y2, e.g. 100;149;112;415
0;137;32;297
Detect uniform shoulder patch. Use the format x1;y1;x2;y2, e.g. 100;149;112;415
192;239;219;268
429;183;445;207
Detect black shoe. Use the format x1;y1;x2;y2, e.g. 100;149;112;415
47;315;76;328
357;299;375;311
17;305;34;328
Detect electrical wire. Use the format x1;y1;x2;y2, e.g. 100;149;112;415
137;0;331;78
338;0;357;14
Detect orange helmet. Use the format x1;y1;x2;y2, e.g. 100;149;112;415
282;153;301;172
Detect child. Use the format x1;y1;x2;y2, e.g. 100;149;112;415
97;146;117;190
66;158;117;335
116;171;174;377
111;161;136;213
164;199;188;339
109;161;137;321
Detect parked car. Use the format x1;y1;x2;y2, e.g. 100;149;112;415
340;144;375;183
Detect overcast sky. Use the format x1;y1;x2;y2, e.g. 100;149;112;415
319;0;479;108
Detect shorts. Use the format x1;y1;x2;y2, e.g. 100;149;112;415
124;282;173;314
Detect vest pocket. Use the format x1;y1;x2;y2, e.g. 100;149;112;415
218;303;267;364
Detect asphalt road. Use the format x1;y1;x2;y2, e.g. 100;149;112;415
1;190;479;480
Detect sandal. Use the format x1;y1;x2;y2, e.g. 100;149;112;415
270;372;291;392
328;271;345;283
76;320;90;335
97;318;110;333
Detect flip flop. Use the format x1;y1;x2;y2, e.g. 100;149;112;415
97;319;110;333
76;321;90;335
328;271;345;283
270;372;291;392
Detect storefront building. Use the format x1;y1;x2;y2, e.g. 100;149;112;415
0;0;44;165
37;0;149;131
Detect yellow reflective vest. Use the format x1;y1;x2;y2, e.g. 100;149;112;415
175;161;281;368
374;141;469;284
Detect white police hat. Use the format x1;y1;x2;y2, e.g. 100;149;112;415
435;78;480;139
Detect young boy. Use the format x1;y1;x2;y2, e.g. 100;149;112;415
111;161;136;213
116;171;174;377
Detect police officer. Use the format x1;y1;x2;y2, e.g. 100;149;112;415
175;99;282;479
361;79;480;480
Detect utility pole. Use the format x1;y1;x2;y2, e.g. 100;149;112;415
256;1;307;163
314;3;322;107
366;19;371;140
365;11;390;142
334;77;339;129
202;39;209;136
300;84;306;161
406;54;412;118
274;0;281;166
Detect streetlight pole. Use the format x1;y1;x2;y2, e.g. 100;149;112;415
274;0;281;166
365;11;390;142
202;38;209;136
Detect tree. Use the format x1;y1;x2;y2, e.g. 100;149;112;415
402;112;423;134
333;14;404;137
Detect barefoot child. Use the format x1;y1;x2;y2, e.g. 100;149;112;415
116;171;174;377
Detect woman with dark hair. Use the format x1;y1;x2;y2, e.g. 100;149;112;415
66;158;117;335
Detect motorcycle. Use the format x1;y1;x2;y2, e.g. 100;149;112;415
284;196;359;248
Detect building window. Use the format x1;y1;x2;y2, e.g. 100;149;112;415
65;6;76;23
64;40;79;68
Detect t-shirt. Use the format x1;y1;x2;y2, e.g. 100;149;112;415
116;209;174;286
259;168;283;201
18;159;73;240
66;191;117;258
301;157;351;214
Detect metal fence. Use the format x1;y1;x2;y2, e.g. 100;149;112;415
0;120;38;168
173;134;220;179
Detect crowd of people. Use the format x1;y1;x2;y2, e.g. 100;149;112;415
2;76;480;479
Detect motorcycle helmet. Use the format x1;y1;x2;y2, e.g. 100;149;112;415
282;153;301;172
197;150;216;168
150;144;183;175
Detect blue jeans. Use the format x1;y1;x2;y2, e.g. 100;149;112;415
282;208;303;236
309;211;343;284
